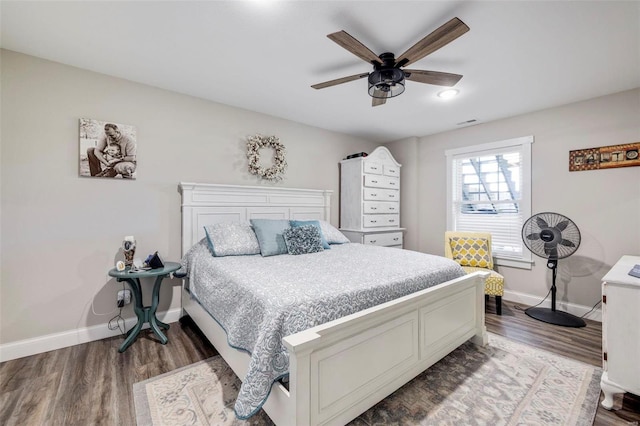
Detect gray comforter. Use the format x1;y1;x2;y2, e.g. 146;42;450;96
180;240;465;419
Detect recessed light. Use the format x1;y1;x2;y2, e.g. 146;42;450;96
437;89;459;99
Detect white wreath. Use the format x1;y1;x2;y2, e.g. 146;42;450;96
246;134;287;181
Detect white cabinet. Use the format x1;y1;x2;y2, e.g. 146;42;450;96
340;147;404;248
600;255;640;409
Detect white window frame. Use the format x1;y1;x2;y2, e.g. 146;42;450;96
446;135;533;270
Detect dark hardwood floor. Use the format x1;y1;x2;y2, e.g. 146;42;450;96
1;301;638;425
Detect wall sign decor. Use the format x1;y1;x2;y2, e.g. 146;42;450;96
569;142;640;172
246;134;287;181
79;118;138;179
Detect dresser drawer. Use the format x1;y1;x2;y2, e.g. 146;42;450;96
363;161;383;175
363;188;399;201
383;165;400;177
363;174;399;190
364;232;403;247
363;214;400;228
363;201;399;214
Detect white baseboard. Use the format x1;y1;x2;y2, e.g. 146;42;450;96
0;308;182;363
503;290;602;322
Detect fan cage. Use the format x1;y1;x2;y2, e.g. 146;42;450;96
522;212;581;260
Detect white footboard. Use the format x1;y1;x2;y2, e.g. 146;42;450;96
282;270;488;426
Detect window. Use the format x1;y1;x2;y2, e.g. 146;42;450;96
446;136;533;269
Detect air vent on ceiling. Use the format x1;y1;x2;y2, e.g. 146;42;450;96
456;119;478;126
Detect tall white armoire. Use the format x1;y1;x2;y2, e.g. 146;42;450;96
339;146;405;248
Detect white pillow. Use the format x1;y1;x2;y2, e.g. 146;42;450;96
319;220;350;244
203;223;261;257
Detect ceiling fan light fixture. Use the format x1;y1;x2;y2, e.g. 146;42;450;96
437;89;459;99
368;69;405;98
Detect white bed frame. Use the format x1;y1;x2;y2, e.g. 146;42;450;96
179;182;488;426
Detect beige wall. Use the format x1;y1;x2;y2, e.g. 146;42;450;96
0;50;377;347
387;88;640;311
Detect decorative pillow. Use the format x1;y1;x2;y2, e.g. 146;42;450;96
290;220;330;249
449;237;492;268
319;220;351;244
203;223;261;257
250;219;291;257
283;225;324;255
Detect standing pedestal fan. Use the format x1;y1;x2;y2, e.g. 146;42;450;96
522;212;586;328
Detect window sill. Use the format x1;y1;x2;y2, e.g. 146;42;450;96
495;257;533;270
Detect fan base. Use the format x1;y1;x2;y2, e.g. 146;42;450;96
525;307;586;328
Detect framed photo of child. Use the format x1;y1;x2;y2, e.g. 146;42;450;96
79;118;138;179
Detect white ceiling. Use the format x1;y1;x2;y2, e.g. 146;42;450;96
1;1;639;143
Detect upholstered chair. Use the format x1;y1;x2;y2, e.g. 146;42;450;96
444;231;504;315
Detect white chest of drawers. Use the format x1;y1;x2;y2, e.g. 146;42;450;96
600;255;640;409
340;147;404;248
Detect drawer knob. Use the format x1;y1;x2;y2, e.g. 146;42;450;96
393;238;399;241
370;240;377;243
390;182;396;185
371;193;377;196
389;219;395;223
389;207;395;210
371;180;378;183
371;207;377;210
371;220;377;223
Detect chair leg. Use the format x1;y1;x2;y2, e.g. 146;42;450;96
495;296;502;315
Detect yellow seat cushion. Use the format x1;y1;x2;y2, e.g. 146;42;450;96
449;237;492;268
461;266;504;296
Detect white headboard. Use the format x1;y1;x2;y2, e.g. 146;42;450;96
179;182;333;255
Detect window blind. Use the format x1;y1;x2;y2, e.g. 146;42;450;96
446;136;533;268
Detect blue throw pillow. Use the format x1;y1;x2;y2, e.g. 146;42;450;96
290;220;330;249
250;219;291;257
283;225;324;255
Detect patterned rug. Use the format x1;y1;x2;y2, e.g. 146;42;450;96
133;333;602;425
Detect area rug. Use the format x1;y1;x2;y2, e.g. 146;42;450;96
133;333;602;425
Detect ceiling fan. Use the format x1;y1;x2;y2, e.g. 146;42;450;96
311;17;470;107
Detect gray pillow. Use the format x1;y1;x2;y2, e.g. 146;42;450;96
203;223;261;257
319;220;351;244
283;225;324;255
250;219;291;257
290;220;330;249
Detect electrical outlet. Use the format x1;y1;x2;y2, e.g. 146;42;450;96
117;289;132;306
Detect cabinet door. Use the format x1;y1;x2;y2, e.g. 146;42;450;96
605;283;640;394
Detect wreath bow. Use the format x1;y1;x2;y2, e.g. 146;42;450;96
247;134;287;181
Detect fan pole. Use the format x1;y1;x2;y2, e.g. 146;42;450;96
551;263;557;312
525;260;587;328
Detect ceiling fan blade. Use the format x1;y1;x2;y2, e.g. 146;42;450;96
371;89;388;107
311;72;369;90
555;220;569;231
327;30;382;65
536;216;549;229
396;17;470;67
526;233;541;240
404;69;463;86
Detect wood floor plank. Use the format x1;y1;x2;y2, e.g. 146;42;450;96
1;305;638;425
